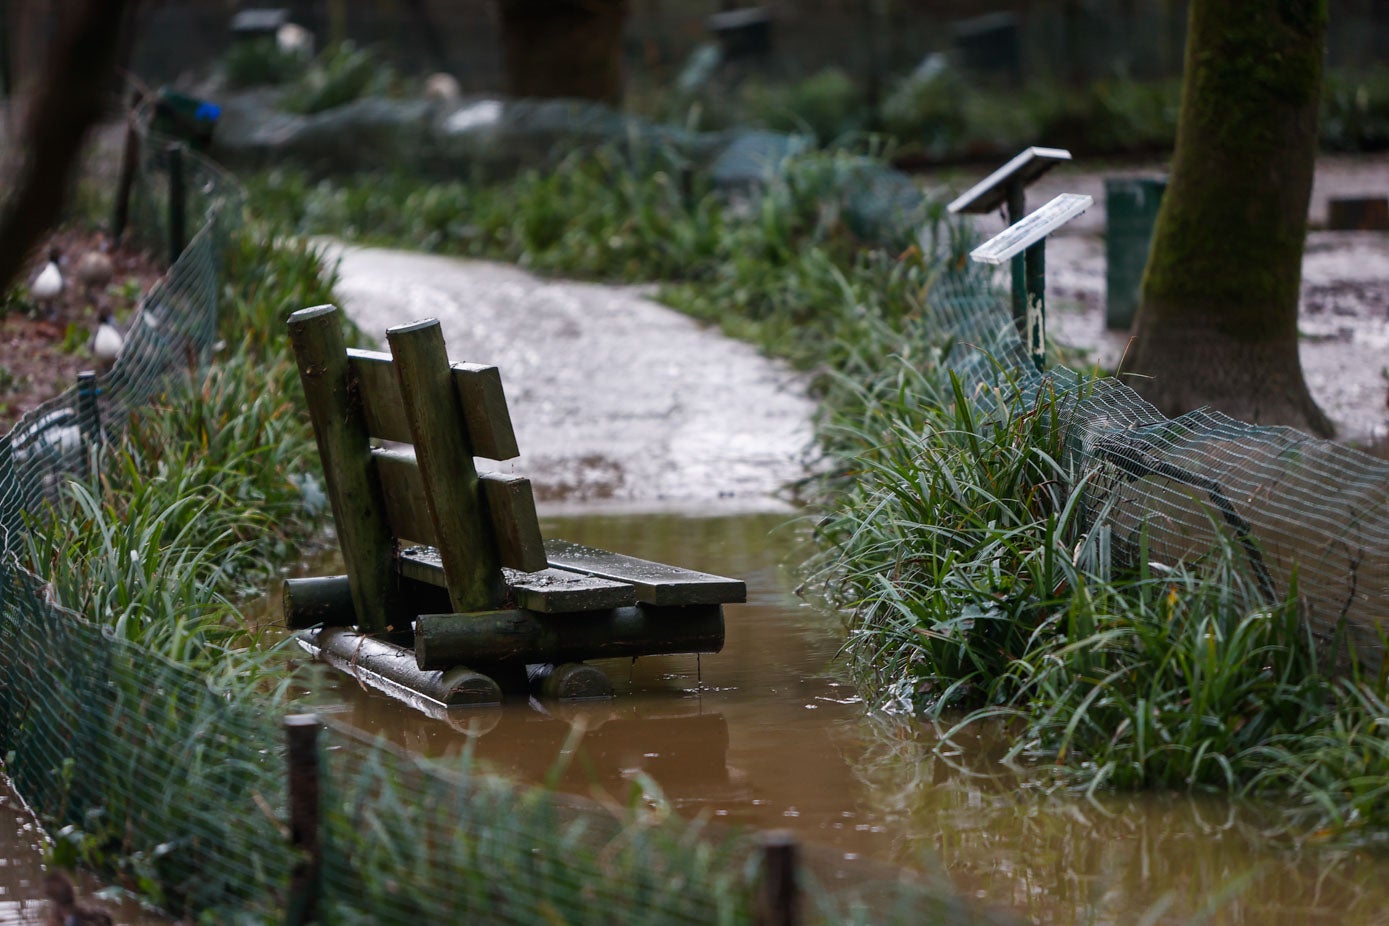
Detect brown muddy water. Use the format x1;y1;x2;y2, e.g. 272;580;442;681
290;510;1389;926
0;789;165;924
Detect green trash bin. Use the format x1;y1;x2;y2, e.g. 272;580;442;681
1105;175;1166;330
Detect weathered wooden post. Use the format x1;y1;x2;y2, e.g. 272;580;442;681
755;830;801;926
970;192;1093;372
387;318;505;612
948;147;1072;334
165;141;186;266
111;95;141;244
288;305;406;633
285;714;322;926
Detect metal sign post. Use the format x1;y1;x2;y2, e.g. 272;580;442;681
948;146;1072;334
970;192;1093;372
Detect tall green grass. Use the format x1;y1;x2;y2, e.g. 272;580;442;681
809;343;1389;845
21;228;334;674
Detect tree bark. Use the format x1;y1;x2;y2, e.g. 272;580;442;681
1122;0;1333;437
0;0;132;297
496;0;627;104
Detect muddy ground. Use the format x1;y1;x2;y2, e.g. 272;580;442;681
0;230;166;431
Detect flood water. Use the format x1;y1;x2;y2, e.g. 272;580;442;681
299;510;1389;925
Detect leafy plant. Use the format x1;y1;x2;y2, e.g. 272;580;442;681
279;41;396;115
223;36;310;90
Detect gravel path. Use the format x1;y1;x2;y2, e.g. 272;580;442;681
321;243;816;514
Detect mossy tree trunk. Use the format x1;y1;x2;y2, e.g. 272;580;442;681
496;0;627;105
1123;0;1334;437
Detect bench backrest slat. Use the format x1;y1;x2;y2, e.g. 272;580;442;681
349;349;520;461
480;473;548;573
373;447;436;546
375;447;547;572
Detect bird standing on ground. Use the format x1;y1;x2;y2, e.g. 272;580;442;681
31;247;63;318
90;310;124;366
74;237;114;299
42;870;114;926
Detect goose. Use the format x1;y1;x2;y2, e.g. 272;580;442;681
31;247;63;316
74;238;114;296
91;311;124;365
43;870;114;926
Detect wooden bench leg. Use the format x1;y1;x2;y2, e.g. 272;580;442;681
528;662;613;701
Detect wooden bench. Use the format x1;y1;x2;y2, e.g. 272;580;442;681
282;305;744;705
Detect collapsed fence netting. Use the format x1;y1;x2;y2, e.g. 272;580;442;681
0;111;1000;923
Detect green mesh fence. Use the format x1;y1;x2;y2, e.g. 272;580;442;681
920;248;1389;670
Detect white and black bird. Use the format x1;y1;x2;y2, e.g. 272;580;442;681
90;311;124;365
31;246;63;317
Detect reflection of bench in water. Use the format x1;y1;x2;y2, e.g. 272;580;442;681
282;305;744;706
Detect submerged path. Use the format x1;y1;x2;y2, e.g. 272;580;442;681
321;242;816;513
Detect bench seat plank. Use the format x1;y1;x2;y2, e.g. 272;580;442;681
398;546;635;613
544;539;746;606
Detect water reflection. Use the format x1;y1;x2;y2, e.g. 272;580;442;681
0;784;165;925
295;511;1389;925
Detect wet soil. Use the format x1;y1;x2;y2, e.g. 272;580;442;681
0;229;165;431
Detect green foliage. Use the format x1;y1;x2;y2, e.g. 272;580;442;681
743;68;868;143
279;41;397;115
222;36;310;90
1321;66;1389;151
245;144;929;315
24;230;329;667
221;226;341;351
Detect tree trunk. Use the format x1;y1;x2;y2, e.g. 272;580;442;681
496;0;627;104
1123;0;1333;438
0;0;132;298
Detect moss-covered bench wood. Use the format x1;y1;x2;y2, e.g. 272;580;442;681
282;304;744;707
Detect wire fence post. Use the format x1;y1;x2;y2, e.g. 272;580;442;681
1024;237;1046;372
285;714;323;926
166;141;186;266
755;830;801;926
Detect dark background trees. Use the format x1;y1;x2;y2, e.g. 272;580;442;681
0;0;133;296
496;0;628;104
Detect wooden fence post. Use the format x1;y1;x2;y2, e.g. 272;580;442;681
755;830;800;926
285;714;323;926
111;93;140;243
166;141;185;265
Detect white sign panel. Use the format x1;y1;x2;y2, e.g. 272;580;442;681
969;193;1093;265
